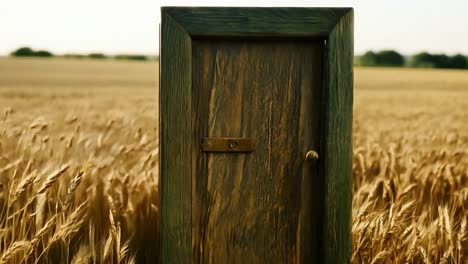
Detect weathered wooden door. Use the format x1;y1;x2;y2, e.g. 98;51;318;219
161;7;353;264
191;39;324;263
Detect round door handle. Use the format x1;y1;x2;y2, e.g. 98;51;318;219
305;150;319;161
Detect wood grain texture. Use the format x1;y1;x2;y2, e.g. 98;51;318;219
192;39;323;263
162;7;350;37
201;138;255;152
322;9;354;264
160;7;354;264
160;14;192;264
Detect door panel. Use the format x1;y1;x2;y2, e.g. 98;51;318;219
192;39;323;263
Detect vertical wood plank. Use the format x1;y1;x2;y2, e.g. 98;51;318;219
298;41;324;263
192;39;323;263
322;9;354;264
160;13;192;264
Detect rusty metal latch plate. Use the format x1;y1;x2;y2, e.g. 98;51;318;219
201;137;254;153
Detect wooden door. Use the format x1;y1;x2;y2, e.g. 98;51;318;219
191;39;324;263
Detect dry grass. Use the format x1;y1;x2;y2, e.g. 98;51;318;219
0;57;467;263
0;57;158;264
354;68;468;263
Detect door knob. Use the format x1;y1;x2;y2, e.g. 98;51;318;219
305;150;319;161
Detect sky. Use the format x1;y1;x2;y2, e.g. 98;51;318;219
0;0;467;56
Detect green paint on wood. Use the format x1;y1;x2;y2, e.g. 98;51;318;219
322;9;354;264
160;7;353;264
162;7;349;37
160;14;192;264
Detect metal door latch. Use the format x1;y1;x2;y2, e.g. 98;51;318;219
201;137;254;152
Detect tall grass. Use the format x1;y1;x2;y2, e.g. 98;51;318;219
0;104;159;263
0;59;466;263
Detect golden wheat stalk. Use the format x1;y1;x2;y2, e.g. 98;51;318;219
64;167;85;207
37;163;70;194
51;200;88;242
0;240;31;263
12;169;38;202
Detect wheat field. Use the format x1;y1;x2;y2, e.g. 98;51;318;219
0;57;466;263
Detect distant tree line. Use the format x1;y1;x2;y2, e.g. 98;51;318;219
409;52;467;69
10;46;464;68
11;47;54;57
9;47;155;61
356;50;468;69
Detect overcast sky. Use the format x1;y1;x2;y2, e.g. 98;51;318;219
0;0;467;56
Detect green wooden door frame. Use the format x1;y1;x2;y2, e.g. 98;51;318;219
160;7;353;264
